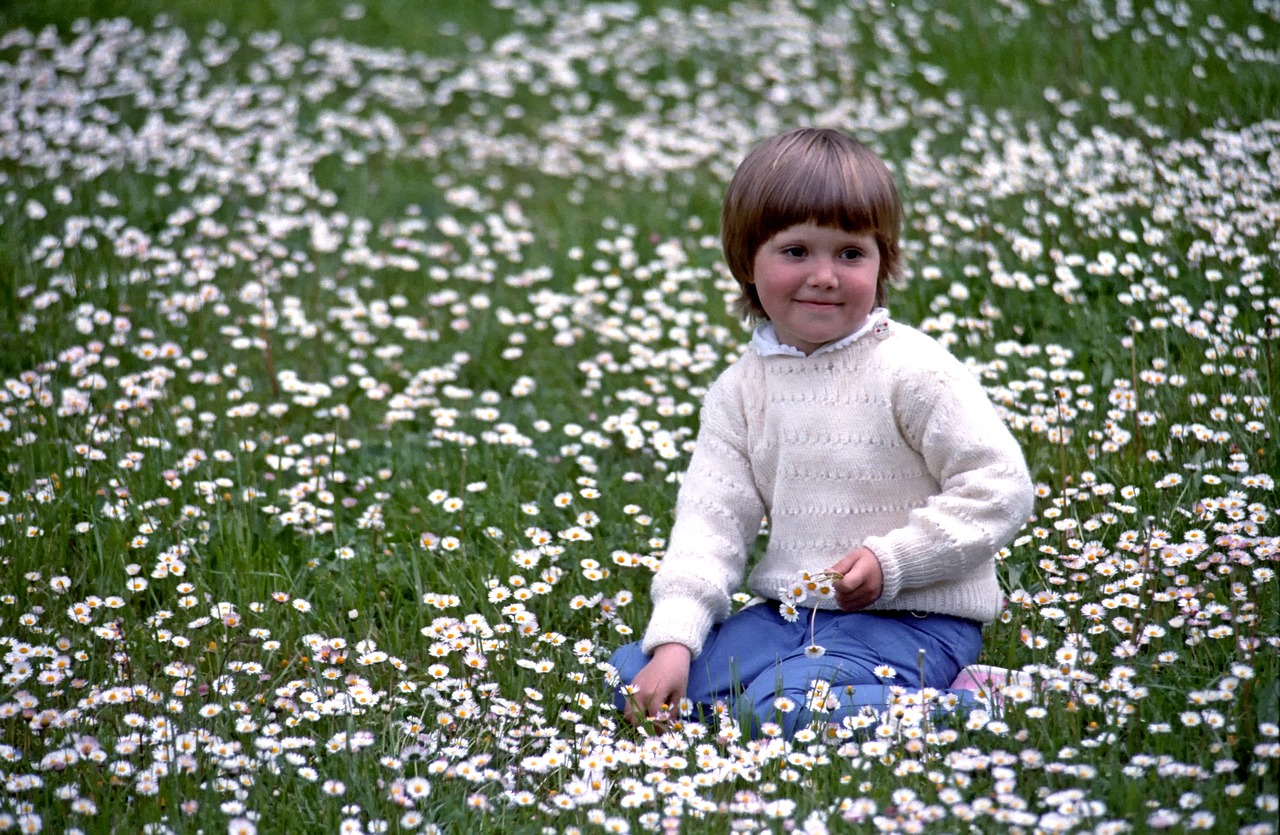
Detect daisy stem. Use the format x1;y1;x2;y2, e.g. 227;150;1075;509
918;647;932;744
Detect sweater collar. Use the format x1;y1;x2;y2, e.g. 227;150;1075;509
751;308;890;358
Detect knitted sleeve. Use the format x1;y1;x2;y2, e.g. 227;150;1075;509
640;366;767;657
862;347;1034;599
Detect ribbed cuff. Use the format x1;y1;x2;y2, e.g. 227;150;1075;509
641;596;716;658
864;533;910;600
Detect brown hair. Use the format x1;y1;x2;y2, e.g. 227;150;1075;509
720;128;904;320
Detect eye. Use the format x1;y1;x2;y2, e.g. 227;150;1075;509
781;245;807;258
840;247;864;260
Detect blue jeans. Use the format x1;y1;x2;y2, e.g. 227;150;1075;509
609;604;982;736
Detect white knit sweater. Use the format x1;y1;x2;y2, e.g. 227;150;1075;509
641;314;1034;657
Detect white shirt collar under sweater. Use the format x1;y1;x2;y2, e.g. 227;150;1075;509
750;307;890;358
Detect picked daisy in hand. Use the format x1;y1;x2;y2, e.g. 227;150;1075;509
778;569;843;657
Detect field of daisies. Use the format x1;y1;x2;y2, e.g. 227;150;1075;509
1;0;1277;832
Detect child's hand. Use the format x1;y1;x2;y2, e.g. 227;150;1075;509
623;643;691;728
828;546;883;611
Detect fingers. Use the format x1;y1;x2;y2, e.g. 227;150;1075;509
835;583;877;612
622;645;691;726
623;686;675;728
622;666;687;727
833;548;883;611
627;686;666;722
826;551;857;577
837;582;876;610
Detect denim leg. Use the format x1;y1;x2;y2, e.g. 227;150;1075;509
607;603;805;718
685;604;793;706
736;609;983;735
609;607;982;736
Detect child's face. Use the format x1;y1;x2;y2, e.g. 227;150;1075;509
751;222;880;355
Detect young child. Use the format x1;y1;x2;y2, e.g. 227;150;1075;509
609;128;1034;736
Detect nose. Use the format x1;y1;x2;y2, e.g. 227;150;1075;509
808;258;838;288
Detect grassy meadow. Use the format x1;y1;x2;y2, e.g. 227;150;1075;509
1;0;1277;832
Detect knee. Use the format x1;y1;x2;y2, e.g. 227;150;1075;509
737;677;814;738
608;641;648;683
745;680;893;739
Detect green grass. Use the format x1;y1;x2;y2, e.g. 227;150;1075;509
1;0;1278;832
